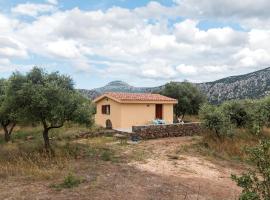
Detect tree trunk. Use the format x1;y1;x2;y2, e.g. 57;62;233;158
215;129;221;140
181;112;186;121
2;122;16;142
3;127;10;142
41;119;63;153
43;128;50;150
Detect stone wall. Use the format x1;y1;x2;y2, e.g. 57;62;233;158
132;122;202;139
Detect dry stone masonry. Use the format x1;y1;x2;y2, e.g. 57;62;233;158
132;122;203;139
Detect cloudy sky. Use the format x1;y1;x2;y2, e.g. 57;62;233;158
0;0;269;89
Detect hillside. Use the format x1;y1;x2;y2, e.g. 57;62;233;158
79;67;270;103
78;80;162;100
197;67;270;103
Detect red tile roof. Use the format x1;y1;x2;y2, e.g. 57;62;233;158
103;92;177;102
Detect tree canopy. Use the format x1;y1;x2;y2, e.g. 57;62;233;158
7;67;93;149
161;82;206;119
0;79;18;142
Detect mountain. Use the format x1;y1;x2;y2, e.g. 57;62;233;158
197;67;270;104
78;80;162;99
78;67;270;104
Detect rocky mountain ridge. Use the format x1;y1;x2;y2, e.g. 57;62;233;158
78;67;270;104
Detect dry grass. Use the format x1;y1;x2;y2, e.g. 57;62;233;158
0;127;246;200
0;141;78;180
0;124;111;180
183;115;200;122
190;128;270;162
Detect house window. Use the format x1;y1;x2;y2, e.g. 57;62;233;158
102;105;110;115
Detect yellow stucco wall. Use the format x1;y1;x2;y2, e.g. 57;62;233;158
119;103;174;129
163;104;174;124
119;103;155;129
94;97;122;129
94;98;175;129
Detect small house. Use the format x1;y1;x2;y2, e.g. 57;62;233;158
93;92;177;130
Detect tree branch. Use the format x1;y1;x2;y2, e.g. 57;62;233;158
9;122;16;135
48;122;64;130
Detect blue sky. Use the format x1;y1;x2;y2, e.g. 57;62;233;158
0;0;269;89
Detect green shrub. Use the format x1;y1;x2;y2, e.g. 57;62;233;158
100;149;114;161
245;97;270;136
232;140;270;200
221;100;250;128
199;104;235;138
51;173;82;190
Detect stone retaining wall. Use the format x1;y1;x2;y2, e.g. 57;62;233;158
132;122;202;139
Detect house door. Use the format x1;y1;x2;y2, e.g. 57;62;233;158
106;119;112;129
155;104;163;119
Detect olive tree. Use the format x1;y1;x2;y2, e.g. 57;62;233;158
0;79;17;142
199;104;234;139
8;67;93;149
244;98;270;135
161;82;206;120
232;140;270;200
220;100;250;128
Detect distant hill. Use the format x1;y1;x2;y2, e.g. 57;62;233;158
78;80;162;100
197;67;270;103
78;67;270;104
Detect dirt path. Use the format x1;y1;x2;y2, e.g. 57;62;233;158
127;137;243;200
0;136;244;200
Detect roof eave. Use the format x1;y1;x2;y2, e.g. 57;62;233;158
93;94;121;103
115;100;178;104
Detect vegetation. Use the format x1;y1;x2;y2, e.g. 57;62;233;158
0;67;93;150
199;97;270;199
200;97;270;138
0;124;119;179
0;79;18;142
161;81;206;120
1;66;270;199
199;104;234;139
220;100;250;128
50;173;83;190
232;140;270;200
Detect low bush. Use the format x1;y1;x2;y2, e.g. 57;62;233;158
100;148;115;161
50;173;83;190
196;129;259;161
220;100;250;128
232;140;270;200
199;104;235;139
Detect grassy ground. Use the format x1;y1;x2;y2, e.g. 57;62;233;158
183;115;200;122
0;123;261;199
0;124;150;181
185;128;270;163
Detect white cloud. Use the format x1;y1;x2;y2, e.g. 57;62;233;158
249;29;270;51
175;0;270;19
47;0;58;5
0;14;19;33
234;48;270;67
174;19;247;47
0;58;10;65
11;2;56;17
134;1;177;19
45;40;81;59
176;64;197;75
2;1;270;84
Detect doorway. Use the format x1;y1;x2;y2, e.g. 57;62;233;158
155;104;163;119
105;119;112;129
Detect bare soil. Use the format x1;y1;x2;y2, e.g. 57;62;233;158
0;136;244;200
